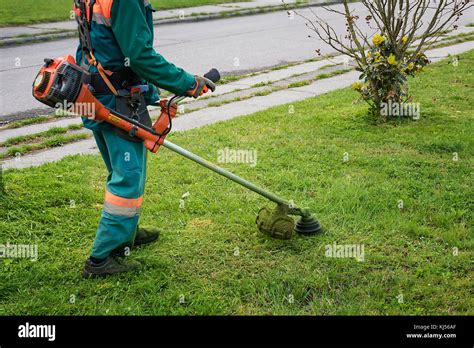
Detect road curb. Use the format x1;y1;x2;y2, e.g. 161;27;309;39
0;31;78;47
0;1;339;48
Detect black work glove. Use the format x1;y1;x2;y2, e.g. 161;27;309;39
186;75;216;98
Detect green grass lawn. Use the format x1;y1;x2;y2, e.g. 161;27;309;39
0;0;251;26
1;50;473;315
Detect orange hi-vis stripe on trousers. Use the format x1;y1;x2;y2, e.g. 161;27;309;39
103;190;143;217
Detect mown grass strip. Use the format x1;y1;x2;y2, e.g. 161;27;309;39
1;116;54;130
0;124;83;147
0;133;90;159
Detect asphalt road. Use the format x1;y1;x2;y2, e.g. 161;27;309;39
0;3;472;120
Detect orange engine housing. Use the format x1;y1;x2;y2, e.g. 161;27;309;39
32;55;176;153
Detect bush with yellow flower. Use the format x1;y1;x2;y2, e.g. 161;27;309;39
351;33;430;118
292;0;471;120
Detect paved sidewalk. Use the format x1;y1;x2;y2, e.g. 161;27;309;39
0;55;349;144
1;69;359;170
201;56;348;97
0;0;335;46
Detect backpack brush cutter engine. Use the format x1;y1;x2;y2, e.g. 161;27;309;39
32;55;322;239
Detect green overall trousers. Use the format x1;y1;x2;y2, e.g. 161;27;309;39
75;0;195;259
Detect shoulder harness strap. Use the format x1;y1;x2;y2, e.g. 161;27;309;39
74;0;119;96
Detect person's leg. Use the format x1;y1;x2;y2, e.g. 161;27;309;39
90;127;148;260
93;130;112;174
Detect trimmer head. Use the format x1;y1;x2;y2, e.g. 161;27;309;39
256;204;322;240
295;215;322;235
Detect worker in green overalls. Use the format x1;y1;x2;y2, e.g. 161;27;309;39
74;0;215;278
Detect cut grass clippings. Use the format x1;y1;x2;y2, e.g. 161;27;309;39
0;50;472;315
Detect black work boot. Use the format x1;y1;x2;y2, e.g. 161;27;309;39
83;256;141;278
134;226;160;247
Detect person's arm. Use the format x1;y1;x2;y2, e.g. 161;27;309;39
110;0;195;95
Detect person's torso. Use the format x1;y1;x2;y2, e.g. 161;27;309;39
75;0;155;73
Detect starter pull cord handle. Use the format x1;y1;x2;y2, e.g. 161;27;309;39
168;68;221;106
204;68;221;84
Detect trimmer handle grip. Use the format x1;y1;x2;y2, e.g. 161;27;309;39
165;68;220;105
204;68;221;83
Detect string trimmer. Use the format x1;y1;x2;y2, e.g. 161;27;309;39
32;55;322;239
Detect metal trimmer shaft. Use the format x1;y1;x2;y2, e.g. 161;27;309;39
163;139;289;207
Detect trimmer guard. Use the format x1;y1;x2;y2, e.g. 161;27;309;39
256;205;295;240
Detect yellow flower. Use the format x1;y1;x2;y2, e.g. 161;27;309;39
387;54;397;65
402;36;409;44
373;34;385;46
407;62;414;70
367;51;372;59
351;82;363;91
